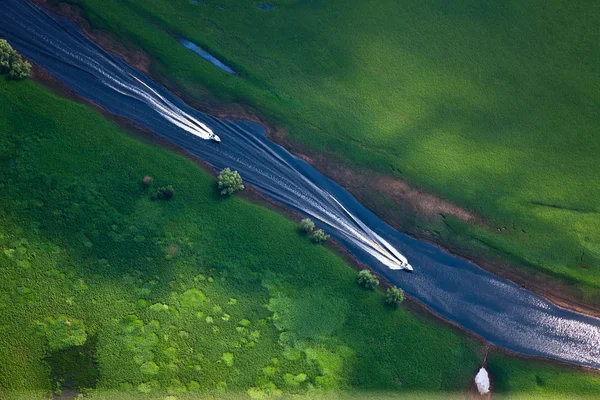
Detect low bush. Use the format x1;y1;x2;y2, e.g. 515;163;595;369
35;316;87;351
142;175;153;186
357;270;379;290
311;229;329;244
152;185;175;200
385;286;405;307
218;168;244;196
299;218;315;233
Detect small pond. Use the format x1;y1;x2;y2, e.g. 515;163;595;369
179;38;237;75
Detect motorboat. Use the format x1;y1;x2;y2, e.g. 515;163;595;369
209;133;221;143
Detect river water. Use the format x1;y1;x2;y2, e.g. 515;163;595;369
2;0;600;368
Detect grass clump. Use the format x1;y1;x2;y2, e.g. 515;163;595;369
311;229;329;244
142;176;153;186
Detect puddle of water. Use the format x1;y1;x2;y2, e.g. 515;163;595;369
257;4;276;11
179;38;237;75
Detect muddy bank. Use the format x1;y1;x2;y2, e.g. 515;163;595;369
31;0;150;73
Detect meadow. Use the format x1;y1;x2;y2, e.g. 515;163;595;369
56;0;600;301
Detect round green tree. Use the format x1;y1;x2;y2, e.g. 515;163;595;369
299;218;315;233
0;39;31;79
311;229;330;244
385;286;405;306
8;59;31;79
218;168;244;196
357;269;379;290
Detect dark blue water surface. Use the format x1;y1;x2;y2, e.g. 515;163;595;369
2;0;600;368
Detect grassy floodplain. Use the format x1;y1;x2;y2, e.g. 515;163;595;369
57;0;600;302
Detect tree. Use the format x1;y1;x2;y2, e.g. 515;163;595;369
0;39;31;79
218;168;244;196
311;229;329;244
152;185;175;200
357;269;379;290
35;316;87;350
0;39;16;71
385;286;405;306
299;218;315;233
8;59;31;79
142;175;153;186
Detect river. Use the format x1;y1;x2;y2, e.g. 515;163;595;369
2;0;600;368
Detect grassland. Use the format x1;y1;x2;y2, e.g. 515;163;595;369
55;0;600;302
489;355;600;400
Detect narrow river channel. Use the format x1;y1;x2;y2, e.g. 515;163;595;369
2;0;600;368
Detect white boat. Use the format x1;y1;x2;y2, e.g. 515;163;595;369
209;133;221;143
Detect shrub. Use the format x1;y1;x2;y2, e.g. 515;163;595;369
299;218;315;233
311;229;329;244
151;185;175;200
140;361;159;375
8;59;31;79
142;175;153;186
218;168;244;195
0;39;31;79
385;286;405;306
357;270;379;290
221;352;234;367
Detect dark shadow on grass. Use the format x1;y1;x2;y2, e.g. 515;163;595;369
46;336;99;399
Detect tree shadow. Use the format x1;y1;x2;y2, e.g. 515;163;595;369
45;336;99;399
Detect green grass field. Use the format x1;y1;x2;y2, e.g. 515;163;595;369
489;355;600;400
58;0;600;300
